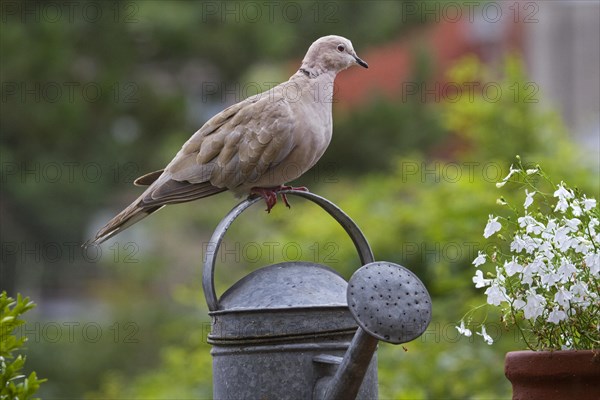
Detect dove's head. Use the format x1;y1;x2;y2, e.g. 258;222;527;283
301;35;368;76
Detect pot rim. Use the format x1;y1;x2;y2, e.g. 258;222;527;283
505;349;600;379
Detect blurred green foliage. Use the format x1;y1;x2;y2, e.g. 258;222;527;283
2;1;598;399
0;292;45;399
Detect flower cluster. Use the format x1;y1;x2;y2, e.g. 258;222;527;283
458;161;599;350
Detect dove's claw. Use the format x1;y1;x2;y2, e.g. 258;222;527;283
281;193;291;208
250;185;310;212
250;187;278;212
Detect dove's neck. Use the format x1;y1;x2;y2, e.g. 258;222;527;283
297;61;338;80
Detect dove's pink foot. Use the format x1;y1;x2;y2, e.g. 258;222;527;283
250;185;309;212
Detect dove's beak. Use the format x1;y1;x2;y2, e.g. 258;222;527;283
355;55;368;68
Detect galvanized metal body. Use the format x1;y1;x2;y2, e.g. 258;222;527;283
209;262;378;399
202;190;432;400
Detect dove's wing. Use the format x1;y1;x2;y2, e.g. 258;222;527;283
138;92;296;206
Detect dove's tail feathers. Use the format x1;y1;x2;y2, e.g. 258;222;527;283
85;181;228;247
85;203;163;247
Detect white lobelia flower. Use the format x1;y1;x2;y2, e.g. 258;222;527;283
504;257;524;277
582;196;597;212
584;252;599;276
513;297;526;310
554;183;573;213
571;200;582;217
496;164;519;188
518;215;543;235
554;287;573;308
483;215;502;238
557;262;577;283
554;227;575;252
526;168;538;175
564;218;581;231
477;325;494;345
524;189;535;209
511;234;527;253
511;234;540;254
523;292;545;320
572;237;591;254
472;270;491;288
472;251;486;267
554;182;574;200
528;258;545;274
555;198;569;213
541;219;558;240
521;260;538;285
537;241;554;259
547;307;567;324
456;321;472;337
540;271;560;287
485;283;505;306
569;282;589;304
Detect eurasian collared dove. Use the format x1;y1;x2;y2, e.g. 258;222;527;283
88;35;368;245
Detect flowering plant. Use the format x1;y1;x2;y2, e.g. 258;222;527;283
458;159;599;350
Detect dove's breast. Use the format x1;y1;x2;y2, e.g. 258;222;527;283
214;75;335;195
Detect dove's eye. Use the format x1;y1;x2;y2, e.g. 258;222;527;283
337;44;345;52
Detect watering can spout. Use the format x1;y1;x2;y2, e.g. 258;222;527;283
316;262;432;400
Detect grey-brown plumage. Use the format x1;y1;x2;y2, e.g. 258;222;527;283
87;35;368;245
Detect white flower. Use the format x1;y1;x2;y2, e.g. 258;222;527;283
477;325;494;345
542;219;558;240
521;259;540;285
511;234;540;254
504;258;524;277
472;270;491;288
565;218;581;231
569;282;590;304
472;251;486;267
528;258;545;274
540;271;560;286
523;292;545;320
485;283;505;306
526;168;538;175
524;189;535;209
554;183;573;213
560;334;573;350
483;215;502;238
583;196;597;212
584;252;599;276
456;321;472;337
555;198;569;213
518;215;543;235
557;262;577;282
513;298;526;310
511;234;527;253
554;227;575;251
547;307;567;324
571;200;582;217
498;164;519;183
572;237;591;254
554;288;572;308
554;182;574;200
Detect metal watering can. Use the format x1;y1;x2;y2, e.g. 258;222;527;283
203;190;432;399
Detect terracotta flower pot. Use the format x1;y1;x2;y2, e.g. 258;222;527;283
505;350;600;400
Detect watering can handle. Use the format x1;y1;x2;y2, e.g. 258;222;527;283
202;190;375;311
